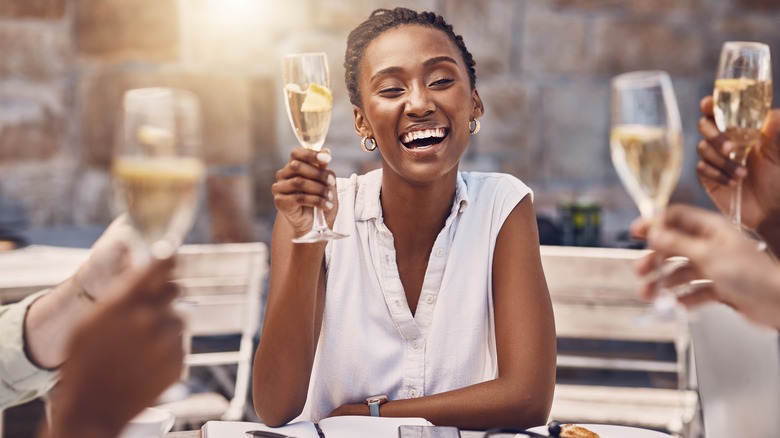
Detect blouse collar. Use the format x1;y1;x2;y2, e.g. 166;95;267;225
354;168;470;222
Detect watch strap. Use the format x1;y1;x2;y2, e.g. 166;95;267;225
368;401;381;417
365;394;388;417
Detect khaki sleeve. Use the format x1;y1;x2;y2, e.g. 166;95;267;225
0;290;59;410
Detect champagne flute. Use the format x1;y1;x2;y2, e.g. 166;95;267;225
113;87;206;262
610;71;684;320
283;52;347;243
713;42;772;228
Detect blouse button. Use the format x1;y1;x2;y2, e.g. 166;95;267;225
412;340;420;349
409;389;418;397
435;248;444;257
425;295;435;304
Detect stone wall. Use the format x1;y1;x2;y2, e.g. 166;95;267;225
1;0;779;243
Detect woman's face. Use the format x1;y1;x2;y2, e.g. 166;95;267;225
353;24;483;185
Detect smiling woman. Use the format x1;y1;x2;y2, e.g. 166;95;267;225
252;7;556;432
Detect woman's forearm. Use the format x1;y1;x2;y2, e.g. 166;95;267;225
334;375;552;430
252;234;327;426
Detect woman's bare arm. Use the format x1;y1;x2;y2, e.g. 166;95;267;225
252;148;336;426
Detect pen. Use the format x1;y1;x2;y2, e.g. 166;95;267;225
245;430;297;438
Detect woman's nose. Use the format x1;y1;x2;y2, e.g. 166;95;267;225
405;85;434;117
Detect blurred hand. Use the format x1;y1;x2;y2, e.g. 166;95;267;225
73;215;134;301
634;205;780;328
271;147;338;237
632;215;716;308
696;96;780;232
51;256;184;437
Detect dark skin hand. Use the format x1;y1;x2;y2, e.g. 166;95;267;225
271;147;338;236
696;96;780;253
46;257;184;438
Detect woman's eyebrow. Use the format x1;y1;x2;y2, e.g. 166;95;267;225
423;55;459;69
369;56;460;83
370;66;403;82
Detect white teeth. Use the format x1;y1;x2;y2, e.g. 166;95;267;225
401;128;445;144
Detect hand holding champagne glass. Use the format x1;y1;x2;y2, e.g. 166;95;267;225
113;88;205;262
713;41;772;228
611;71;684;320
283;52;346;243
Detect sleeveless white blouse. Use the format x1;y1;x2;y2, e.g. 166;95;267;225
297;169;532;422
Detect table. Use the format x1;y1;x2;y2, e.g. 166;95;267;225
0;245;90;303
166;425;673;437
165;431;488;437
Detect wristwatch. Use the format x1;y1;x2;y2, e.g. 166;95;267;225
365;394;388;417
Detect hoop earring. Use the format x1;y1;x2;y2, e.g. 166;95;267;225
469;119;481;135
361;136;377;152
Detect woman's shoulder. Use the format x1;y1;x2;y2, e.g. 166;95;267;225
459;171;532;199
336;168;381;193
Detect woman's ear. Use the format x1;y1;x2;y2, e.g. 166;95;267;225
472;89;485;119
353;106;372;138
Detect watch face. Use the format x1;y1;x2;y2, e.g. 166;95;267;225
366;395;388;404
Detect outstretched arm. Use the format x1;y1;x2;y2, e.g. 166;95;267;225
24;216;133;369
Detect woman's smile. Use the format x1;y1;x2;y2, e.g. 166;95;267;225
399;125;449;157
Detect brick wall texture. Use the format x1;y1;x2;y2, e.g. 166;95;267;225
1;0;780;242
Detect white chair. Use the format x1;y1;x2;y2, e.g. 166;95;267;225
541;245;698;436
155;242;268;430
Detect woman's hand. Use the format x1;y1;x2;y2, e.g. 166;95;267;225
272;147;338;238
696;96;780;232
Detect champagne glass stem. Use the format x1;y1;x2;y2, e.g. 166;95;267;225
291;206;347;244
730;177;743;230
652;251;677;316
729;145;751;230
311;207;329;235
648;206;677;320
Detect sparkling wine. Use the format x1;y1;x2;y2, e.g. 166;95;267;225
284;83;332;151
610;124;683;219
113;156;205;247
713;78;773;162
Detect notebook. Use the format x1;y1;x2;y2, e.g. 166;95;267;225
202;416;432;438
688;303;780;438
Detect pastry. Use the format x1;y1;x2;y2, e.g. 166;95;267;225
560;423;600;438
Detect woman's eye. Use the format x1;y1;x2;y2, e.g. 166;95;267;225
378;87;404;96
430;78;454;87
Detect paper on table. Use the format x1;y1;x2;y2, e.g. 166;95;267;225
319;416;431;438
202;416;432;438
